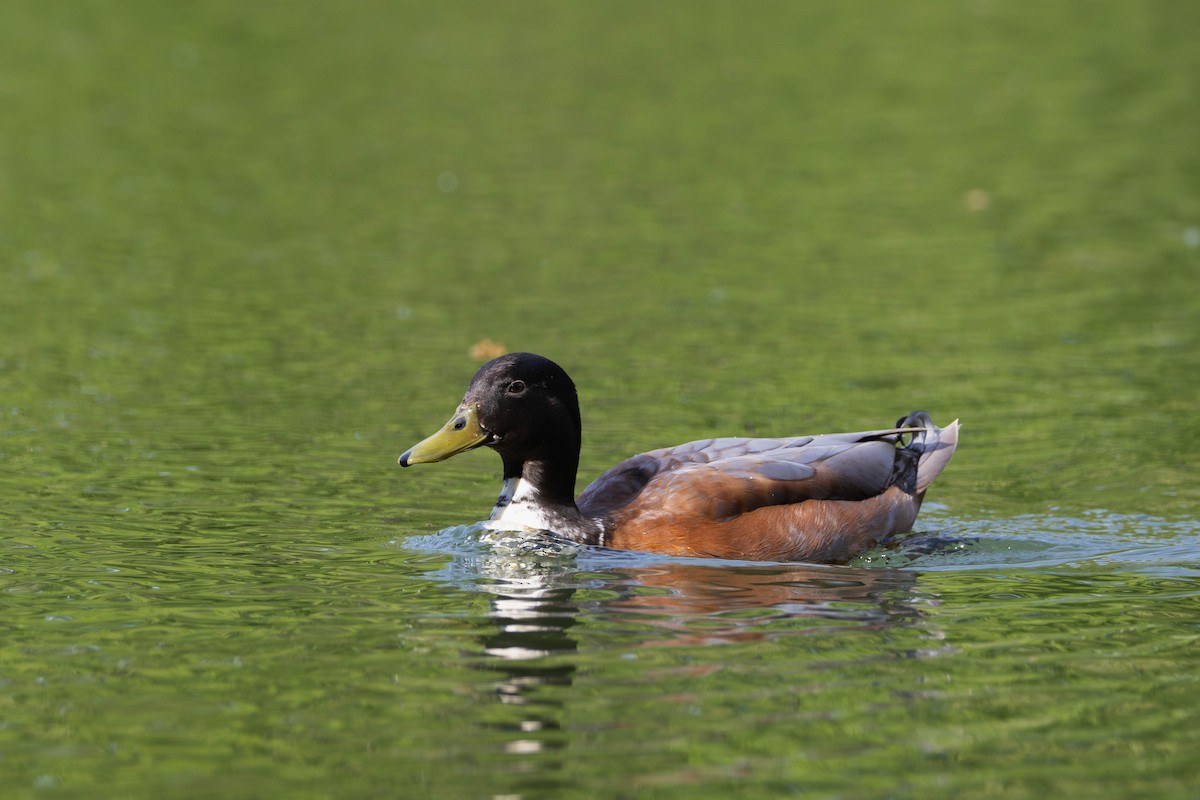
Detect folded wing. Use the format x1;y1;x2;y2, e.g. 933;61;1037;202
578;428;917;523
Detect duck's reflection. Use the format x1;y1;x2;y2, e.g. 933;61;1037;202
467;574;579;779
480;578;581;664
424;540;930;781
597;560;921;646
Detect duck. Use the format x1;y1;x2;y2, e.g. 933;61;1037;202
399;353;959;563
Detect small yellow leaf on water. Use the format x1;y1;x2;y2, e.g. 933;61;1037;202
964;188;991;212
469;339;507;361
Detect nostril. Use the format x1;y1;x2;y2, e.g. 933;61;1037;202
453;418;466;431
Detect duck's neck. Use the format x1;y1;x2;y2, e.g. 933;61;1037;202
488;456;602;544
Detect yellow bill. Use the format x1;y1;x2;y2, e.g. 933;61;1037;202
399;405;488;466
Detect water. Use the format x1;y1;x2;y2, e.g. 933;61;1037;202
2;1;1199;797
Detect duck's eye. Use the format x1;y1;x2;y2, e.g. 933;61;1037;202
507;380;526;395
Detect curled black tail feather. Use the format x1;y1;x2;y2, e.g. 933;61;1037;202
896;411;960;495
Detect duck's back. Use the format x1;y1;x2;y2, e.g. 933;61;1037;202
577;415;958;563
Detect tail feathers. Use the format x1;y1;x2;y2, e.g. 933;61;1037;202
896;411;959;494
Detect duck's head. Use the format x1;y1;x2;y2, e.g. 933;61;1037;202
399;352;582;472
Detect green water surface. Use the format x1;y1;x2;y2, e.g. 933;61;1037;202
2;1;1199;798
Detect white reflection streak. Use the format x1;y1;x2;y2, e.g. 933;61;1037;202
483;576;564;661
486;645;551;660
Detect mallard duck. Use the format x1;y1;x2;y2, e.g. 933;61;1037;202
399;353;959;563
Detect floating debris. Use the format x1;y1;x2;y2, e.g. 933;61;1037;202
469;339;507;360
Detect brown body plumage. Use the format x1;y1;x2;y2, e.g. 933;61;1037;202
400;353;959;564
